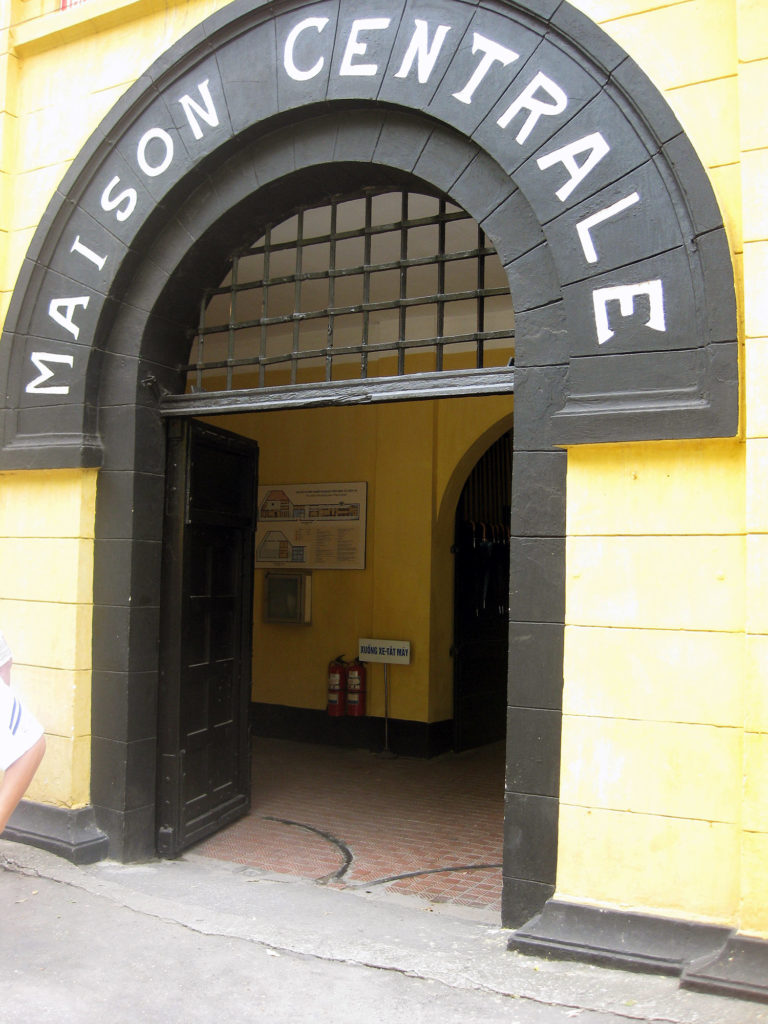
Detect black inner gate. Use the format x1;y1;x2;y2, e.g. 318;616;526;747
453;431;512;752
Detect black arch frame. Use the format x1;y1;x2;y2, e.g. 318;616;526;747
0;0;737;928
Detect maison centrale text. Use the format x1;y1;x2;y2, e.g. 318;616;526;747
30;14;665;397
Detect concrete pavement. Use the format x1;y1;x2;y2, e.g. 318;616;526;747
2;839;766;1024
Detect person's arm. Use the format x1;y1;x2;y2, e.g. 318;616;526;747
0;734;45;834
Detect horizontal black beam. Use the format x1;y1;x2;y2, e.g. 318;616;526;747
161;366;514;416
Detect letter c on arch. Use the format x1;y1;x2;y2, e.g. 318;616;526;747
284;17;330;81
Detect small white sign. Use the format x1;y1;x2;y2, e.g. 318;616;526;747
358;638;411;665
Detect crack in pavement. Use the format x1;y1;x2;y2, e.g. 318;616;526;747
1;850;715;1024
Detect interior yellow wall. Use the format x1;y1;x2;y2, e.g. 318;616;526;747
214;393;513;725
0;469;97;807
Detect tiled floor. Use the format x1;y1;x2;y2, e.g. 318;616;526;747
193;737;505;913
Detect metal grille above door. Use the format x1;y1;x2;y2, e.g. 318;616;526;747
184;189;515;399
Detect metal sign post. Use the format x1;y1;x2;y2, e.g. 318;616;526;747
382;663;393;758
358;638;411;758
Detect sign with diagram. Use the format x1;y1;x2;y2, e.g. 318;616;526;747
255;482;367;570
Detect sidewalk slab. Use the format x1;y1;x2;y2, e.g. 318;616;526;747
3;840;767;1023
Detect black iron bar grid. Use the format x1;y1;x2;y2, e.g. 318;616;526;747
187;189;514;393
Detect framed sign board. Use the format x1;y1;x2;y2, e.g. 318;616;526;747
255;482;367;570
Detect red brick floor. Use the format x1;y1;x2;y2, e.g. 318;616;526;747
193;737;505;913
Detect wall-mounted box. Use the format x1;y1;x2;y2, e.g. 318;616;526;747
263;571;312;624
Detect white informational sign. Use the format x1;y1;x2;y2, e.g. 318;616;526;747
255;482;367;570
358;638;411;665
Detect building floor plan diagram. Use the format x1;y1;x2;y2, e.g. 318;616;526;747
255;482;367;570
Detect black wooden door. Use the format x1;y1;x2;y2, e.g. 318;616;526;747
157;419;258;857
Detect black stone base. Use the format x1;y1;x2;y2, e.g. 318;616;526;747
4;799;109;865
510;899;768;1004
501;875;555;929
250;702;454;758
508;899;732;976
682;935;768;1004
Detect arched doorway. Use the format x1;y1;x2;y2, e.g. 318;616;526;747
0;0;736;929
157;184;517;857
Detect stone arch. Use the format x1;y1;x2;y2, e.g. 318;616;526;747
0;0;737;921
98;106;551;413
0;0;736;462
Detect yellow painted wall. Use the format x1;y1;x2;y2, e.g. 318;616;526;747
738;0;768;939
0;0;225;323
555;0;767;938
0;0;227;816
0;469;96;807
214;394;513;724
560;440;746;924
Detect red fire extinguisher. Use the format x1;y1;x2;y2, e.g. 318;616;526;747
327;656;347;716
346;658;367;717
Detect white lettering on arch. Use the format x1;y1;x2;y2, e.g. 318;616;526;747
576;192;641;264
452;32;518;104
26;352;75;396
137;128;174;178
394;19;451;84
593;280;666;345
340;18;391;77
48;296;90;341
101;176;137;222
284;17;329;81
178;79;220;140
71;235;107;272
496;71;568;144
537;132;610;202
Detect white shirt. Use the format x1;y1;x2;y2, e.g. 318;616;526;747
0;682;43;771
0;630;44;771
